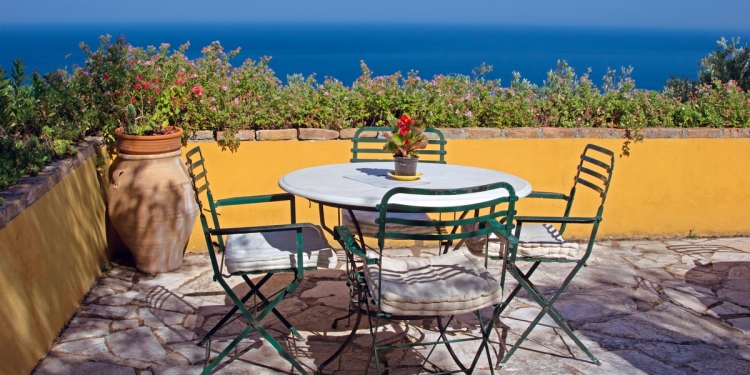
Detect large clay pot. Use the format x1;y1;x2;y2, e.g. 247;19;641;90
108;128;198;273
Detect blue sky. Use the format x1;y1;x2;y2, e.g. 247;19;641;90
1;0;748;30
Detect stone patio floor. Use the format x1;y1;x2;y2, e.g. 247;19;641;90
32;237;750;374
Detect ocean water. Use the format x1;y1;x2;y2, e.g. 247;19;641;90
1;23;748;91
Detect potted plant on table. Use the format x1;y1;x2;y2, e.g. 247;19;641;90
383;115;428;176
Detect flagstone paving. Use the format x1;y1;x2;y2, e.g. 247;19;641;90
32;238;750;374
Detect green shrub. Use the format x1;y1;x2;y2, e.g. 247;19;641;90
0;60;85;191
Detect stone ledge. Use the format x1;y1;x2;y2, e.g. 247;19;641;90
465;128;503;139
216;130;255;141
188;130;214;142
504;128;542;138
201;127;750;142
339;128;380;139
0;137;103;230
298;128;340;141
256;129;297;141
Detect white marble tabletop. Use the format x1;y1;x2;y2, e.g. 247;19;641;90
279;162;532;209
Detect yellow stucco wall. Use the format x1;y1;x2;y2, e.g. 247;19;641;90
0;156;108;375
183;137;750;252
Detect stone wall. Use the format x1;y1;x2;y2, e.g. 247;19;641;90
186;127;750;143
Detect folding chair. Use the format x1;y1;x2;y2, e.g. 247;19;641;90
185;146;338;375
333;182;518;374
486;144;615;366
344;126;448;245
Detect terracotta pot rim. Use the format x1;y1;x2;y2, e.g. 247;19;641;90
115;126;183;155
115;150;183;160
114;126;183;140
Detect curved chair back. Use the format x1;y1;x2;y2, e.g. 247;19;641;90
374;182;517;251
185;146;226;251
559;144;615;234
350;126;447;163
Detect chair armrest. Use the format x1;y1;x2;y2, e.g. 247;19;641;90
487;219;519;248
527;191;569;200
515;216;599;224
334;226;377;264
214;193;294;208
208;222;320;236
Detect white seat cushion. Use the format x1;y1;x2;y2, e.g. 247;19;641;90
342;210;435;236
364;248;503;316
463;223;579;260
223;227;337;274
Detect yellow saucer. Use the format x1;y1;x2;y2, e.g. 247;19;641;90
387;172;423;181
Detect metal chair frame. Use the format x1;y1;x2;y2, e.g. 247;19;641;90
350;126;448;164
186;146;321;375
323;183;519;375
495;144;615;367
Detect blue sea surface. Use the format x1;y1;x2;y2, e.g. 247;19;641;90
1;23;748;90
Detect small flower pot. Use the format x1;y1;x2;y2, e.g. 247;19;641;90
394;156;419;176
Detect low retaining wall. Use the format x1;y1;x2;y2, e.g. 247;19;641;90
181;128;750;251
0;138;109;375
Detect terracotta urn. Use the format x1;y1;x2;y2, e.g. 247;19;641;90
108;127;199;273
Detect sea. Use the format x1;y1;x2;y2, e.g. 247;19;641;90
1;23;748;91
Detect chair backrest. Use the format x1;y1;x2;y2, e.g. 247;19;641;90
374;183;518;251
562;144;615;231
350;126;447;164
185;146;225;250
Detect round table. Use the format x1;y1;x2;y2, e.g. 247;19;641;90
279;162;532;209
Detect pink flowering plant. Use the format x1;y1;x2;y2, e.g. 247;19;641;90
382;115;428;157
122;42;192;136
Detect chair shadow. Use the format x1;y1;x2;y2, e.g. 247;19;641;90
495;241;750;373
196;274;483;374
684;260;750;321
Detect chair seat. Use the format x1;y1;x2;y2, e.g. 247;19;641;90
464;223;580;260
343;209;435;236
224;227;338;274
364;248;503;316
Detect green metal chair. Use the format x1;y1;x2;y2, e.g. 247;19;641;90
349;126;447;164
476;144;615;367
330;182;518;374
185;146;338;375
344;127;448;244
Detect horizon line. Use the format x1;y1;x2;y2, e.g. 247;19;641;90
2;21;749;34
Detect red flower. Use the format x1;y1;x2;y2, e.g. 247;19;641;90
143;83;150;90
131;98;137;103
190;85;203;96
136;74;143;81
135;83;142;90
400;115;411;125
399;127;407;135
103;73;110;79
